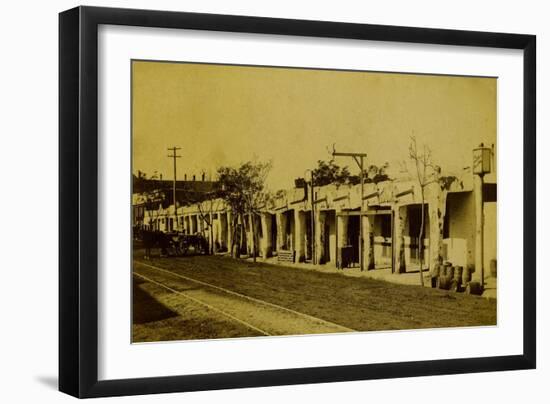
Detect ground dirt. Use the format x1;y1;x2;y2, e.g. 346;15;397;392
132;251;496;342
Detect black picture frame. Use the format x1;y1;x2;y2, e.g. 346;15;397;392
59;6;536;398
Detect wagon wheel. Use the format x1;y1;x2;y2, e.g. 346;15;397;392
179;240;189;256
170;239;181;256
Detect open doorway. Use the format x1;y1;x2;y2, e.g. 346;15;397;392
346;215;360;267
373;213;392;269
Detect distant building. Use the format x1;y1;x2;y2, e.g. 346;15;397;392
132;174;219;230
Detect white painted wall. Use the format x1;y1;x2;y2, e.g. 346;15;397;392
0;1;547;403
484;201;498;275
446;191;476;268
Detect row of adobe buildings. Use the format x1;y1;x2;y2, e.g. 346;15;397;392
133;159;497;286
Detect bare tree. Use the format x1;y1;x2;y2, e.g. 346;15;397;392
197;197;223;255
408;136;439;286
241;162;272;262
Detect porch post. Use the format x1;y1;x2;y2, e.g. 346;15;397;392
394;205;407;274
219;212;228;250
260;212;273;258
294;210;306;262
429;190;447;272
336;213;348;268
226;211;233;254
362;215;375;270
276;211;287;251
314;210;326;264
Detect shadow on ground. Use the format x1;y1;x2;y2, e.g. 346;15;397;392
133;279;179;324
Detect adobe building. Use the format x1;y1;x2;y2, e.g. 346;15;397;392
139;161;497;286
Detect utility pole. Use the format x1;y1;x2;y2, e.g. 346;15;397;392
306;170;316;264
333;150;367;271
168;146;181;232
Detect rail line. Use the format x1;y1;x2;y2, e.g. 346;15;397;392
134;272;271;336
134;260;355;333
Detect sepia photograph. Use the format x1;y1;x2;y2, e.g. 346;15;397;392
131;60;498;343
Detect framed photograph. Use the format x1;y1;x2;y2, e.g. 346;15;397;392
59;6;536;398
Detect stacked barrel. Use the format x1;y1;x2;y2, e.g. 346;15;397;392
430;262;482;295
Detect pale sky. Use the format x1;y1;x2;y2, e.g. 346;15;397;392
132;61;496;190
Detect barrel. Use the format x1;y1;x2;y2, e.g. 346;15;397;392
453;266;463;284
462;266;472;285
431;263;441;278
437;276;452;290
447;266;455;281
465;281;483;295
443;262;452;277
449;279;460;292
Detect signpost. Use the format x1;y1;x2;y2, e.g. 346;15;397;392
473;143;492;289
332;150;367;271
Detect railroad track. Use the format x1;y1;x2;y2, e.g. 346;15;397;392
134;260;355;337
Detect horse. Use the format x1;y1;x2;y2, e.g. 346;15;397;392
139;229;170;259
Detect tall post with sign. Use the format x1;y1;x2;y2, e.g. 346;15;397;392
473;143;492;290
332;149;367;271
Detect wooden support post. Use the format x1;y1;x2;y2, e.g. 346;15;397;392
294;210;306;262
362;215;375;270
336;213;348;268
315;210;326;264
394;205;407;274
260;213;273;258
429;191;447;272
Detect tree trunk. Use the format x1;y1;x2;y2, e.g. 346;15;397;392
251;213;257;263
230;216;238;258
239;213;246;258
418;194;425;287
209;224;214;255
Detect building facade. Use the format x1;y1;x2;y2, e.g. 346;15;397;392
136;166;497;284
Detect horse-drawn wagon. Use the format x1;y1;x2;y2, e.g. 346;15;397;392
136;229;209;259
